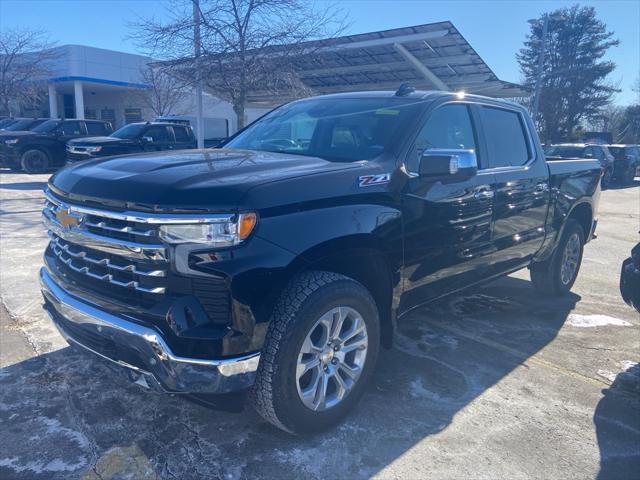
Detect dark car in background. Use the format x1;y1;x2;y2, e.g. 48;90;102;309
0;118;48;133
546;143;614;188
607;144;639;184
0;117;19;130
156;116;229;147
620;242;640;313
66;122;196;164
0;119;113;173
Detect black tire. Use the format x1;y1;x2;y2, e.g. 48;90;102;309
601;167;613;189
530;219;585;296
20;149;49;174
250;270;380;434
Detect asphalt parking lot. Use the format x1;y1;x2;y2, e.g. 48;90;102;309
0;170;638;480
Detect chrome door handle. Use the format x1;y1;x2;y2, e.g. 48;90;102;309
474;190;495;199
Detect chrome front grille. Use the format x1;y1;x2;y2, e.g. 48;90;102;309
42;190;235;321
84;217;156;238
43;191;169;297
50;235;166;294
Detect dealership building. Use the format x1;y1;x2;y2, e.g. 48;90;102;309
33;21;525;134
42;44;264;134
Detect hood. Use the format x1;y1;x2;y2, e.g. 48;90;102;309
69;136;132;146
50;148;361;211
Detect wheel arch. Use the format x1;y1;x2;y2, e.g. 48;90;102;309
20;144;52;160
566;201;593;241
280;234;399;349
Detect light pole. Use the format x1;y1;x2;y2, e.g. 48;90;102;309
530;15;549;124
193;0;204;149
529;13;563;125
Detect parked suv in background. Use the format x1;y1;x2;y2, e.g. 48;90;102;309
0;119;113;173
66;122;196;164
0;117;16;129
607;144;639;184
546;143;614;188
0;118;47;133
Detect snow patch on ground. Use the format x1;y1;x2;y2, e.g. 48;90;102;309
566;314;632;328
40;416;91;450
598;360;639;383
0;456;87;474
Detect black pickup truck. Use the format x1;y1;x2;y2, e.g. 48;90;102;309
0;119;113;173
40;90;602;434
66;122;196;164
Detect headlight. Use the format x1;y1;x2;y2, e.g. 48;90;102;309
159;213;257;246
85;146;102;153
5;138;19;145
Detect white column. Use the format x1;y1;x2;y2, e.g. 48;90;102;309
73;80;85;119
48;84;58;119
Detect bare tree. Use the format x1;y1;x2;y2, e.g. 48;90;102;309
131;65;191;117
131;0;346;128
0;28;58;116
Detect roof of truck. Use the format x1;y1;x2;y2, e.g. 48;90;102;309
297;89;523;107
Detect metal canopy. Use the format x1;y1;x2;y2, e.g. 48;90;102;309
241;21;526;104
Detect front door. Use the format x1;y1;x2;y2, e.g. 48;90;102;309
400;102;496;311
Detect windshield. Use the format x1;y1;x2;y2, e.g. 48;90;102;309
4;119;41;131
225;97;421;162
32;120;60;133
111;124;146;139
546;146;585;158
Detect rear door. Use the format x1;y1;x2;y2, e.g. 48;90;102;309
478;103;549;273
400;102;497;308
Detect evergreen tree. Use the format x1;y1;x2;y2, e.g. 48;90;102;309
518;5;619;142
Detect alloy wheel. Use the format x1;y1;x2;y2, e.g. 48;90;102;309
295;306;368;411
560;233;580;285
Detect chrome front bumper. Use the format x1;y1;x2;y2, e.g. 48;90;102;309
40;268;260;394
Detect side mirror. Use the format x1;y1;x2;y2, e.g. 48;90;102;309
584;153;594;159
141;136;153;143
419;149;478;180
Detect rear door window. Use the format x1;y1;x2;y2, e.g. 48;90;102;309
481;106;530;168
61;121;83;136
144;126;171;143
172;126;192;142
86;122;108;136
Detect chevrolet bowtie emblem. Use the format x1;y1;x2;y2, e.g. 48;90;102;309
56;208;82;229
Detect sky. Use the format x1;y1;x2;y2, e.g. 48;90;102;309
1;0;639;104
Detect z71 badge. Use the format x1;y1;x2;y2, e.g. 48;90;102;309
358;173;391;187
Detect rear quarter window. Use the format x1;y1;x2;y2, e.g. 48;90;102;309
481;106;530;168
